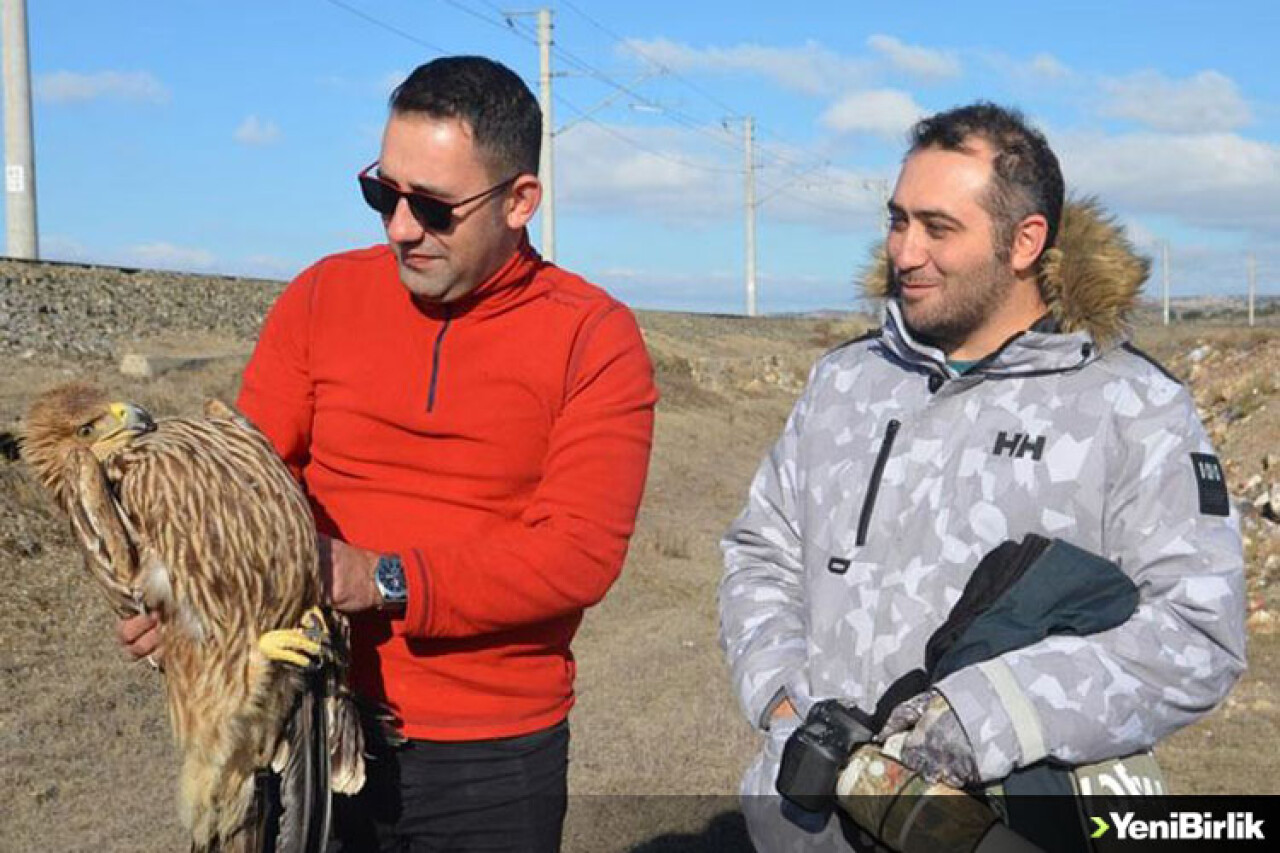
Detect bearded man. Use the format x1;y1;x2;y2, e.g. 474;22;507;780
720;102;1245;851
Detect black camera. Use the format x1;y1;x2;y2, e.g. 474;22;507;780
775;699;875;813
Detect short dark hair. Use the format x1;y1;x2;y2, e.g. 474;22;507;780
390;56;541;179
908;102;1064;262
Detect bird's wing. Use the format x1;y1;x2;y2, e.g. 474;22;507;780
113;418;330;850
274;677;332;853
324;612;366;795
118;418;321;636
65;446;143;618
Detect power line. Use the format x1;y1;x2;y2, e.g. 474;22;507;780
321;3;878;227
320;0;447;55
552;3;862;189
466;4;747;157
438;0;537;44
558;0;743;119
556;98;741;174
322;0;848;194
480;0;538;39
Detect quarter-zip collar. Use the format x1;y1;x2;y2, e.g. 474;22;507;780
879;300;1097;381
406;232;547;412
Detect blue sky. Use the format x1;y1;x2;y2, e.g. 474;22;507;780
14;0;1280;313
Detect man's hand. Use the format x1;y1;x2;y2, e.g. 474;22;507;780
876;689;979;789
319;534;384;613
117;611;163;669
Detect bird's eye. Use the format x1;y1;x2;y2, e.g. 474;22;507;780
77;424;94;438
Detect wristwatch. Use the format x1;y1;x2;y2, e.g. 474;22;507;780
373;553;407;611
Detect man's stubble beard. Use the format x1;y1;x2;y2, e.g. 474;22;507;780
898;255;1017;354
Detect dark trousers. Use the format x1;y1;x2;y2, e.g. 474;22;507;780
328;720;569;853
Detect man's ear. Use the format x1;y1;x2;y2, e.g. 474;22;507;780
505;175;542;230
1010;213;1049;275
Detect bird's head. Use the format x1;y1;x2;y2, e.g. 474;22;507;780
21;383;157;507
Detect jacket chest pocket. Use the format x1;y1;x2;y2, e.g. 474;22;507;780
807;418;902;558
855;419;900;546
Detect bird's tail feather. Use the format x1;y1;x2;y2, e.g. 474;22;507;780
191;768;280;852
327;687;366;795
274;675;331;853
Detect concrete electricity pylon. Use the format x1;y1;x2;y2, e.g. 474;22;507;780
1248;253;1256;327
2;0;38;258
743;116;757;317
506;7;555;261
1162;242;1171;326
536;8;554;262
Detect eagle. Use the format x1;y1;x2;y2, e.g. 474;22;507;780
21;383;365;852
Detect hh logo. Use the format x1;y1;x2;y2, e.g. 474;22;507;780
992;431;1046;461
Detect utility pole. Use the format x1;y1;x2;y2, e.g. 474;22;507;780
863;178;890;239
1248;253;1256;327
1162;242;1170;326
2;0;38;258
536;8;555;262
743;116;757;317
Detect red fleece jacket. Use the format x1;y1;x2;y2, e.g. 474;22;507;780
238;239;656;740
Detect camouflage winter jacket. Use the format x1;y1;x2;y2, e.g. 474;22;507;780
719;201;1247;783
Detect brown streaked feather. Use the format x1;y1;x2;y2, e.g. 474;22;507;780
111;415;326;849
63;446;142;617
22;384;366;853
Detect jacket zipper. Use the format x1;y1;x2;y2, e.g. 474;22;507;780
856;419;900;546
426;314;452;412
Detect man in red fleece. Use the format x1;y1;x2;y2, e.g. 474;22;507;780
120;56;657;851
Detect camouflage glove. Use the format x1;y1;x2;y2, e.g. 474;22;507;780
875;689;979;789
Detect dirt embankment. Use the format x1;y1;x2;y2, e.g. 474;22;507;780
1;261;1277;852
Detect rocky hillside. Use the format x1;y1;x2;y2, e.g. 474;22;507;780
0;258;282;360
1136;326;1280;632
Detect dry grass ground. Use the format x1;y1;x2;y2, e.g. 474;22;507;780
1;312;1276;852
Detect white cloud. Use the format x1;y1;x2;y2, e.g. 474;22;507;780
593;265;853;314
820;90;924;139
1029;53;1072;80
976;50;1076;85
617;37;871;96
866;35;960;80
39;235;92;264
554;120;886;237
556;122;733;221
1118;218;1161;251
36;236;221;273
35;70;169;104
121;242;217;272
240;255;298;281
234;115;282;146
1060;130;1280;234
1100;70;1251;133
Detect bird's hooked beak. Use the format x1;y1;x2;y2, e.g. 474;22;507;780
109;402;156;434
91;402;157;460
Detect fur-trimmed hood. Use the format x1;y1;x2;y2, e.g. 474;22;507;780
862;197;1150;348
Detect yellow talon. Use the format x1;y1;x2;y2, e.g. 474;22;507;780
257;606;330;670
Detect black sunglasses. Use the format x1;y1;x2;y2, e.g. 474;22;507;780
358;162;518;231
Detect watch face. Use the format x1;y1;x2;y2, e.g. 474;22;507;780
376;554;407;602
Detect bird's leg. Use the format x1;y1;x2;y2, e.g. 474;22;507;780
257;606;331;671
